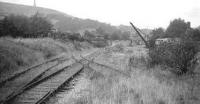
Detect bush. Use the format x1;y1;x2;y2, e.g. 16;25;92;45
165;18;190;38
148;28;165;48
67;33;83;42
149;41;198;74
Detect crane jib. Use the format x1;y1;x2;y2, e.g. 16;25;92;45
129;22;149;48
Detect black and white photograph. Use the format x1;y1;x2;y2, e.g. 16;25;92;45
0;0;200;104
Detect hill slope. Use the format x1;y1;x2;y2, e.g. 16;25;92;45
0;1;117;33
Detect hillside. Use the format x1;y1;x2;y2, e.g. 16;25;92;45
0;1;118;33
0;2;71;20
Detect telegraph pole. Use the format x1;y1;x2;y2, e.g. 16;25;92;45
33;0;38;14
34;0;36;8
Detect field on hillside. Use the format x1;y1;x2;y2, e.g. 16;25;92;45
55;43;200;104
0;37;95;81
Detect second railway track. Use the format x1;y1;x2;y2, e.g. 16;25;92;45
0;49;103;104
7;62;83;104
0;48;126;104
0;55;68;102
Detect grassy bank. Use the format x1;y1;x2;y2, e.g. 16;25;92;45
0;37;93;78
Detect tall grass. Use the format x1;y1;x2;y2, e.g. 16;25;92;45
13;38;69;59
61;45;194;104
0;38;43;75
0;37;71;77
63;67;190;104
0;37;95;77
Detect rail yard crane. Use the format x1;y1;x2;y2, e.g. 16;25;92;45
129;22;149;48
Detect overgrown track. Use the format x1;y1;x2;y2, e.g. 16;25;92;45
0;55;65;86
0;55;69;102
0;49;102;104
0;48;128;104
7;63;83;104
81;56;130;77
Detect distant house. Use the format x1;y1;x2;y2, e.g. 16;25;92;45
155;38;181;45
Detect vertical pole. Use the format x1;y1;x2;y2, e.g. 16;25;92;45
34;0;36;8
33;0;38;15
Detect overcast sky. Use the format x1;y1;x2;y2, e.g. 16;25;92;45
0;0;200;29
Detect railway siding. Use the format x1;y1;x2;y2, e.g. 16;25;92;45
0;61;58;102
9;63;83;104
0;48;103;104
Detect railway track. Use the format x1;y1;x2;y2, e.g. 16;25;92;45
0;47;128;104
0;49;102;104
81;56;130;77
0;55;66;86
0;56;70;103
41;53;131;104
7;62;83;104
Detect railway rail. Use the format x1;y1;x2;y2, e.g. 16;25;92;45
0;49;102;104
81;55;130;77
0;47;129;104
0;55;66;86
42;53;131;104
0;55;70;103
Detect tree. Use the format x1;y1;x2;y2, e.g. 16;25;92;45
29;13;53;37
111;32;120;40
0;13;53;38
84;30;95;40
1;15;29;37
110;30;122;40
103;33;110;40
151;28;165;38
165;18;190;38
68;33;82;42
197;26;200;31
121;31;130;40
96;27;105;35
148;28;165;48
185;28;200;41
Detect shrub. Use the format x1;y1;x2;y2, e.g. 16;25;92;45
148;28;165;48
67;33;83;42
149;41;198;74
165;18;190;38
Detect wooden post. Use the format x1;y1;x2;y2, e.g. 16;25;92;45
130;22;149;48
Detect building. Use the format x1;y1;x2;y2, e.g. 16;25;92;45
155;38;181;45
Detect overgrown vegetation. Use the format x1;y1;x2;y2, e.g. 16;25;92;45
148;18;200;74
0;38;43;75
0;13;53;38
0;37;79;76
63;46;191;104
149;41;198;74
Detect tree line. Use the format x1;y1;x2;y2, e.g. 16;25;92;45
149;18;200;47
0;13;131;41
0;13;53;38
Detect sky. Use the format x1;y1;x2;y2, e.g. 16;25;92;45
0;0;200;29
